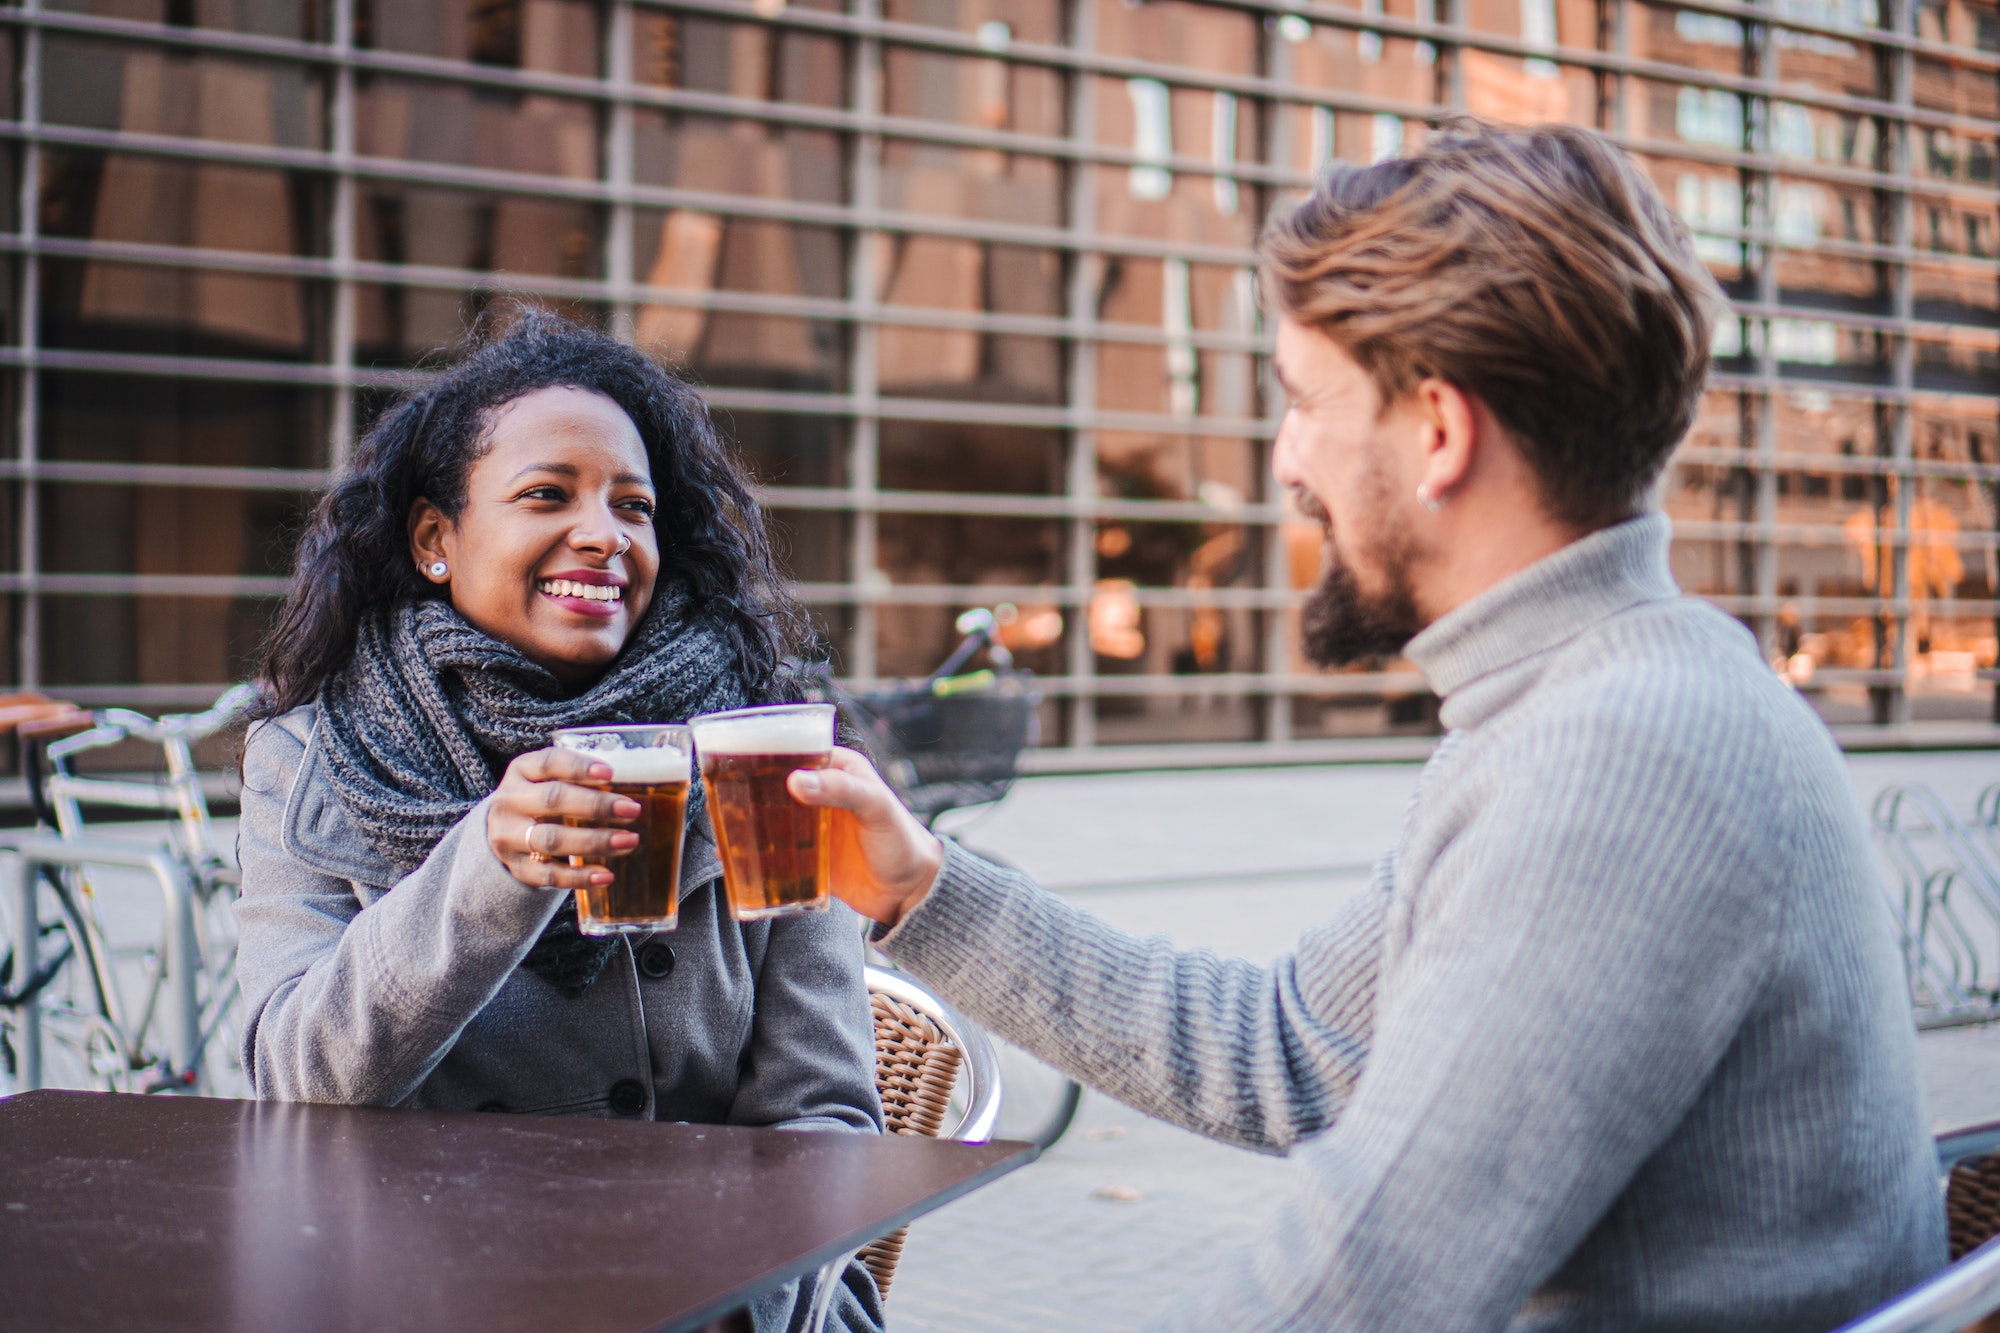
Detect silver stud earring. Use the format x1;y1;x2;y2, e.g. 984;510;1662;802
1416;485;1446;514
427;560;449;578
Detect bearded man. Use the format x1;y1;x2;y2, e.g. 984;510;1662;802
789;122;1946;1331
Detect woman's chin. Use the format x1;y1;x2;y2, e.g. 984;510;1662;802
521;625;628;686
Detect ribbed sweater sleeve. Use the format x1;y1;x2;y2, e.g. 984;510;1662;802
880;839;1388;1153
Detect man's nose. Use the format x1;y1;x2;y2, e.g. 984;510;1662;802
1271;408;1304;489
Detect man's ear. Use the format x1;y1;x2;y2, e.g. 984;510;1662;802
408;499;452;584
1411;377;1479;502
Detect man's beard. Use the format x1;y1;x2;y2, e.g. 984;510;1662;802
1294;488;1424;669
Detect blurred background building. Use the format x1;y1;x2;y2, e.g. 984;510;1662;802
0;0;1995;766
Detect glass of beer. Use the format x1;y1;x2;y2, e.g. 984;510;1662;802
550;723;692;935
688;703;836;921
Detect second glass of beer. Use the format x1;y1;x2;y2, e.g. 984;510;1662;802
688;703;835;921
551;723;692;935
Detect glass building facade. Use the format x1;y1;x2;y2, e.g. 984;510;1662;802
0;0;1995;764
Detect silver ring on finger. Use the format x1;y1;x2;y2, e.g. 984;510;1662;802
526;820;553;863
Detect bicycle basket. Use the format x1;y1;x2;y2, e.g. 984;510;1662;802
845;673;1040;820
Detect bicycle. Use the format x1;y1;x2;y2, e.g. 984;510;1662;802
807;606;1085;1150
0;684;256;1095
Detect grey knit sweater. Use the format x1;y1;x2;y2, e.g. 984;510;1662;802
879;512;1945;1331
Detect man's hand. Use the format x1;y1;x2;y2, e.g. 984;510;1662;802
786;747;943;929
486;747;640;891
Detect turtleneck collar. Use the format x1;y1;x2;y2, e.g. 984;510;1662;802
1402;511;1680;732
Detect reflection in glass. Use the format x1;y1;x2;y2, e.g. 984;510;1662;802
44;595;284;688
357;78;599;179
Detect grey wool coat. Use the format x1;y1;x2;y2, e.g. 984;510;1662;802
234;703;887;1333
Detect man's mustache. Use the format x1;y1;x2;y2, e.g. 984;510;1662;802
1290;486;1330;526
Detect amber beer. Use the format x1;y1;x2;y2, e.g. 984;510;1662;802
551;724;692;935
689;704;836;921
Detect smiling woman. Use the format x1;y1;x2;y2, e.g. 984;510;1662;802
232;309;885;1333
407;385;663;687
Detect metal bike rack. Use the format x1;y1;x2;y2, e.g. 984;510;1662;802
1872;785;2000;1030
2;834;200;1092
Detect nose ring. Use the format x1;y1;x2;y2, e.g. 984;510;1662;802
615;535;632;556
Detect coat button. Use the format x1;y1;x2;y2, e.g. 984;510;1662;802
638;942;677;979
608;1078;647;1117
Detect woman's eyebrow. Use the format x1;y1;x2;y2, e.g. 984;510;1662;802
506;461;579;483
613;472;653;488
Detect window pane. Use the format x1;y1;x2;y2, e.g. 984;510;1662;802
41;150;329;258
40;482;312;578
358;77;599;179
43;37;327;150
43;594;282;688
42;258;326;361
42;373;330;471
362;0;600;75
48;0;326;41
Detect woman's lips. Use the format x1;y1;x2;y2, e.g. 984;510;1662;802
537;577;622;620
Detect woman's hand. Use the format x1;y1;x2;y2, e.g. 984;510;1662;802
486;747;640;891
786;747;943;929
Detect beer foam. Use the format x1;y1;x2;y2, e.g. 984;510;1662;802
690;712;832;756
591;745;690;783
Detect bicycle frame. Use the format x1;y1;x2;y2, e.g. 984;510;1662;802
2;683;254;1092
40;683;253;873
8;836;201;1090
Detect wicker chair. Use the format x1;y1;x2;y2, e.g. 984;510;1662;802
857;965;1002;1299
1832;1120;2000;1333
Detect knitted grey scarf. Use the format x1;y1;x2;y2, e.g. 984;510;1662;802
317;587;751;996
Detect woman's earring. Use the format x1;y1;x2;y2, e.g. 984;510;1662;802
427;560;449;579
1416;484;1446;514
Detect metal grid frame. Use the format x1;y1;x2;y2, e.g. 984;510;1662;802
0;0;1995;752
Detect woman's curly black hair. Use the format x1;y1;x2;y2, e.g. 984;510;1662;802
256;306;807;716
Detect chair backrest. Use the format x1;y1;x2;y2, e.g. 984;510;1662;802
863;966;1001;1144
1952;1153;2000;1262
1833;1121;2000;1333
858;966;1003;1299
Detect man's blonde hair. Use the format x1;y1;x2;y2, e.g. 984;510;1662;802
1263;121;1725;529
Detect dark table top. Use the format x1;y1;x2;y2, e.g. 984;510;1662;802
0;1090;1035;1333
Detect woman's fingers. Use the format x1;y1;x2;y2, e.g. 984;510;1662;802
511;746;611;787
492;815;635;891
504;753;641;822
498;753;640;825
519;818;639;863
504;849;614;891
515;779;640;825
489;747;643;891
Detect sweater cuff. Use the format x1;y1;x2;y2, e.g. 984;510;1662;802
446;793;568;943
872;838;1025;985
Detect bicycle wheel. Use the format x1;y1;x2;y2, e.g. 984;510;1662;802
190;879;250;1097
37;1004;136;1093
9;897;132;1092
34;880;142;1093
